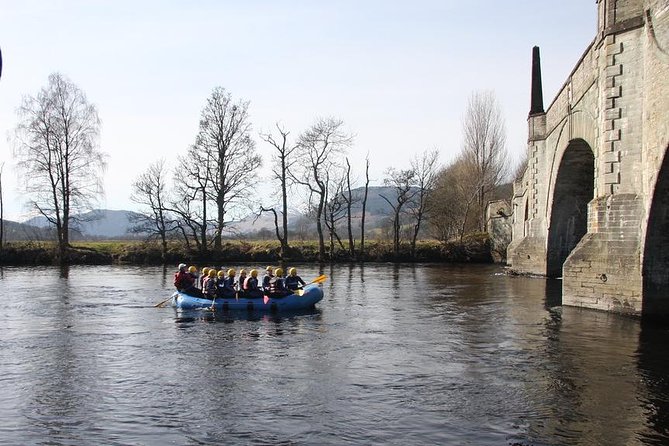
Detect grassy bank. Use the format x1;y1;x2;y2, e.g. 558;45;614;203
0;234;494;266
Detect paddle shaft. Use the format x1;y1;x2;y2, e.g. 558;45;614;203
155;292;177;308
292;274;327;295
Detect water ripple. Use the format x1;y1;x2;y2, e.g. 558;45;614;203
0;264;668;444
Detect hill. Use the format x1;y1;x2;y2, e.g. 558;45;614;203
24;209;145;238
3;183;513;241
0;219;53;241
228;186;398;235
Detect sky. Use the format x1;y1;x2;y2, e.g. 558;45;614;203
0;0;598;221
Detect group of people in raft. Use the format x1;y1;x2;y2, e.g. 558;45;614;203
173;263;306;299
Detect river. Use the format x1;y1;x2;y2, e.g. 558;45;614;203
0;264;668;445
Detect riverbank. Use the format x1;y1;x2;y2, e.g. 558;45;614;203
0;234;495;265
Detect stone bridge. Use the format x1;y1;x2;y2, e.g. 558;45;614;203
507;0;669;318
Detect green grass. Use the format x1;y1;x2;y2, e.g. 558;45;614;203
0;235;493;265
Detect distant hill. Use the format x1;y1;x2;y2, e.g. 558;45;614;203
4;183;511;241
228;186;400;233
0;219;54;241
24;209;145;238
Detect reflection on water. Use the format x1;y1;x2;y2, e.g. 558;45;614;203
1;264;669;445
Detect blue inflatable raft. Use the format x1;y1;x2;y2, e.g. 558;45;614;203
170;283;324;312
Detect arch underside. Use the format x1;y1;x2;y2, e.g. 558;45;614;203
547;139;595;278
643;145;669;316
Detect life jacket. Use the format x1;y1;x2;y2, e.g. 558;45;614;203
269;276;287;294
244;276;259;291
262;274;273;290
285;275;305;290
174;270;193;290
204;277;217;297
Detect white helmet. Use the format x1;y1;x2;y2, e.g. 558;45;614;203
178;263;187;270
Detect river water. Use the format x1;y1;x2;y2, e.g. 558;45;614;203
1;264;669;445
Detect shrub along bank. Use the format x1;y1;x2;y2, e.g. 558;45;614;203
0;234;493;266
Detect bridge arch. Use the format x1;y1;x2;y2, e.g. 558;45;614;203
643;144;669;316
546;138;595;277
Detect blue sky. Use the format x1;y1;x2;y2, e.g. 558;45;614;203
0;1;597;220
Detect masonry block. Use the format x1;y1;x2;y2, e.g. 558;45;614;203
605;129;621;141
605;108;621;120
606;86;622;98
602;150;621;163
605;64;623;77
606;42;624;55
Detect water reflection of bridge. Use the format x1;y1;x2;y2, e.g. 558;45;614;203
508;0;669;318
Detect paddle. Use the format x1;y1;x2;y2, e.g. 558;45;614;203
292;274;328;296
263;275;328;303
155;292;177;308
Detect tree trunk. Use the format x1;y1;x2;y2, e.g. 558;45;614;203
411;218;421;258
61;195;70;262
393;208;401;257
200;187;208;257
281;155;289;257
261;206;287;259
360;158;369;260
316;180;326;262
160;232;168;262
214;196;223;249
345;158;355;259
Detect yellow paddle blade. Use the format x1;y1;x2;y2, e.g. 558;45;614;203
293;275;327;297
310;274;328;285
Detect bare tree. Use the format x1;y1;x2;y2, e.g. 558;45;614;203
359;155;370;259
130;159;174;260
260;123;299;258
462;90;509;231
323;169;348;255
381;168;417;258
171;144;214;256
513;151;528;183
409;149;439;257
341;158;356;259
428;154;479;241
13;73;106;260
293;117;352;262
196;87;261;249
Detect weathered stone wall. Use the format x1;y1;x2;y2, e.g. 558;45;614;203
563;194;643;314
485;200;512;263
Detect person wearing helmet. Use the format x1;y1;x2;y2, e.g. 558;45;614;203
188;265;199;283
262;266;274;292
203;269;218;298
285;267;306;291
200;267;210;290
174;263;191;290
217;268;237;298
174;263;202;297
268;267;289;297
244;269;263;298
237;269;248;296
215;270;226;296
